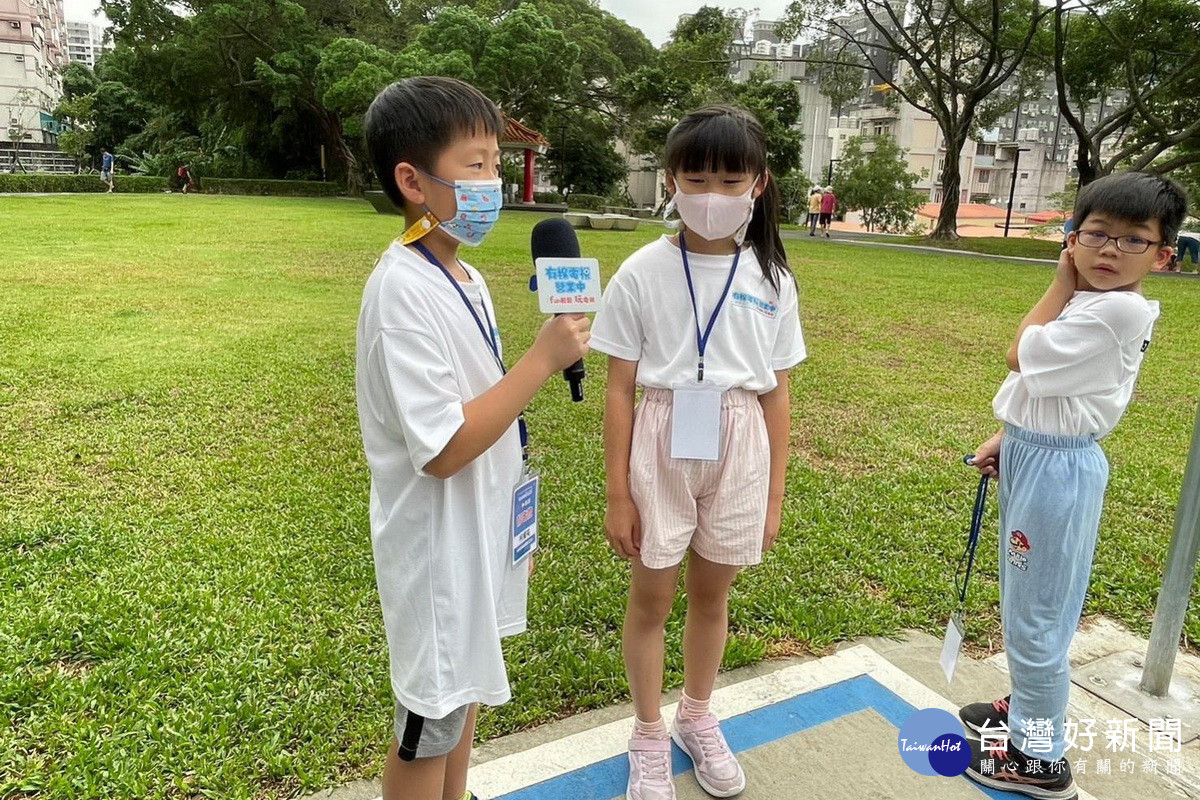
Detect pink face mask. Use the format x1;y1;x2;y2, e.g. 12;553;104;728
666;177;759;244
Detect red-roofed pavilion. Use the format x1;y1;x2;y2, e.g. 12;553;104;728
501;116;551;204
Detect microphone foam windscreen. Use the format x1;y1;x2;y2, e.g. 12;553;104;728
531;217;581;260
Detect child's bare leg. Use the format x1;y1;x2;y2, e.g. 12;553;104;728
441;704;478;800
382;739;446;800
624;560;682;723
682;551;740;702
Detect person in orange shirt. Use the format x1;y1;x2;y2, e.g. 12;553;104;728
807;188;822;236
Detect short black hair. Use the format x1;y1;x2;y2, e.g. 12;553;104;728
364;77;503;208
1074;171;1189;247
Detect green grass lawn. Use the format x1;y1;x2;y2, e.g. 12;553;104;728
887;235;1065;260
2;195;1198;799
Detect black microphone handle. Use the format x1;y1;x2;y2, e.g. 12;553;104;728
564;359;585;402
551;307;586;402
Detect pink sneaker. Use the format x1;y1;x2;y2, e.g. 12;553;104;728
671;710;745;797
626;734;676;800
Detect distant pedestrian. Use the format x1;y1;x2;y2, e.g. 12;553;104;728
100;149;114;193
819;185;837;237
1175;232;1199;268
178;164;196;194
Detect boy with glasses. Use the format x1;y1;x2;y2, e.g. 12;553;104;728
960;171;1188;800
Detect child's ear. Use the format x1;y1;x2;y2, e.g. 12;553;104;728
665;172;677;196
394;162;426;207
1155;245;1174;270
753;171;770;200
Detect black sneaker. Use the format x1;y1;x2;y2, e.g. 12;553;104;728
960;694;1010;735
966;737;1077;800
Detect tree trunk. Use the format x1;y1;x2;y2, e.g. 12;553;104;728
337;135;362;196
929;131;966;241
317;108;361;195
1075;147;1099;187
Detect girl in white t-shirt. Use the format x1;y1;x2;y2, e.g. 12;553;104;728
591;106;807;800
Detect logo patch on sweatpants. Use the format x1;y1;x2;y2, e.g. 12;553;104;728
1007;530;1031;571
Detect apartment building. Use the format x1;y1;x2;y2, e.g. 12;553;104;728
66;19;109;68
819;16;1086;211
1;0;65;146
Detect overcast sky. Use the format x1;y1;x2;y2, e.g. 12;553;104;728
64;1;797;46
596;1;796;45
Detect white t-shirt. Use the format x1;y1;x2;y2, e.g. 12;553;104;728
591;236;807;391
356;242;527;720
993;290;1160;439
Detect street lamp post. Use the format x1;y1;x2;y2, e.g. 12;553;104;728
560;121;568;196
1003;146;1031;238
826;158;841;186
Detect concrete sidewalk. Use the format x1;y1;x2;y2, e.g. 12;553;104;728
305;617;1200;800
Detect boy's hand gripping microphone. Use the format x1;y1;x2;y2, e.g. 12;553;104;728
530;218;600;402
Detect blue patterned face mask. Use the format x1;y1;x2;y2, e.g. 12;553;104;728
401;172;503;247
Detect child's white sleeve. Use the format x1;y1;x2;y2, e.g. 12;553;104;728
771;277;808;370
376;327;466;474
590;271;643;362
1017;295;1149;398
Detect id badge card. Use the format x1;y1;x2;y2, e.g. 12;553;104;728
511;471;539;567
670;381;725;461
940;610;965;683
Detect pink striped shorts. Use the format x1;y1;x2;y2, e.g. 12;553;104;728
629;387;770;570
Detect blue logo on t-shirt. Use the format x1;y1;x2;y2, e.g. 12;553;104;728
731;292;778;318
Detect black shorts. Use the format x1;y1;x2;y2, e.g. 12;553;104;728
819;212;832;225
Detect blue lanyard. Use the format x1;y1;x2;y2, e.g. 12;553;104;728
955;469;991;609
412;242;529;461
679;231;740;382
414;243;502;368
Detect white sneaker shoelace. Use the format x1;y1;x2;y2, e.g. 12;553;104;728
694;724;736;767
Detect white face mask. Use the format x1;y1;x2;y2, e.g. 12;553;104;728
666;177;759;244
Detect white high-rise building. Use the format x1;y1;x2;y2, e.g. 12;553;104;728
1;0;66;146
66;19;108;68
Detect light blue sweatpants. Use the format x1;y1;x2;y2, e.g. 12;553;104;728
999;424;1109;761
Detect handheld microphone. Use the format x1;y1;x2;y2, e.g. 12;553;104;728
531;218;587;402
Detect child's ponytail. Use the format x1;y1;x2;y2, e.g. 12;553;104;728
745;172;789;293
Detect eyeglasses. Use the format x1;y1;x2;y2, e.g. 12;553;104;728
1076;229;1163;254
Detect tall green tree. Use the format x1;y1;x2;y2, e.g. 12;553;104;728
54;63;101;170
806;43;864;119
732;69;805;176
619;6;739;162
619;5;803;175
833;135;924;233
781;0;1052;240
545;112;627;196
1048;0;1200;186
94;0;654;191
